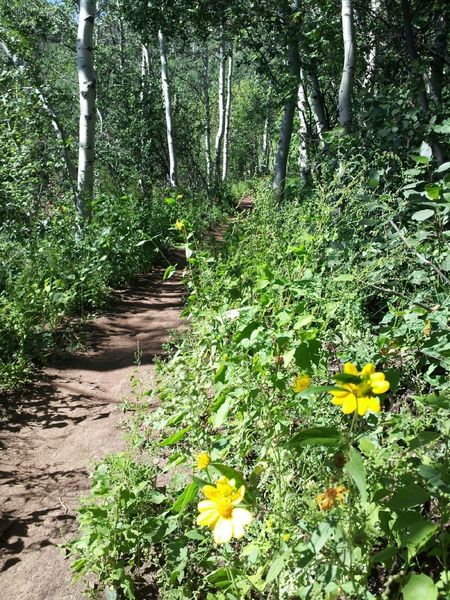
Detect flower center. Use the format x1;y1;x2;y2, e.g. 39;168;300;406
217;499;233;519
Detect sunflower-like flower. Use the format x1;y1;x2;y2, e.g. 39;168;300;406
197;476;253;544
316;485;348;511
330;362;389;416
293;373;311;393
196;452;211;470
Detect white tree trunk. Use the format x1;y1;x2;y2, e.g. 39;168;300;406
273;1;300;200
261;116;271;174
76;0;97;218
338;0;355;131
214;38;226;184
363;0;380;89
297;70;309;179
158;29;177;187
222;49;233;181
202;49;212;188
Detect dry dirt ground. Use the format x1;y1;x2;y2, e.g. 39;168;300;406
0;267;185;599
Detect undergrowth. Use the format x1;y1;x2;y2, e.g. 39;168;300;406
0;189;228;390
67;160;450;599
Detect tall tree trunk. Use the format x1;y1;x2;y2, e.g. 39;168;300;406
273;1;300;201
363;0;380;89
429;12;448;106
308;69;329;143
139;43;151;196
261;115;271;174
401;0;444;164
338;0;356;131
222;47;233;181
158;30;177;187
214;37;226;184
202;49;212;188
76;0;97;219
297;69;309;179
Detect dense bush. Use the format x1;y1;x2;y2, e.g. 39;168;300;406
67;162;450;599
0;189;227;389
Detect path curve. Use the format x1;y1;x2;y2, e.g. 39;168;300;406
0;266;185;599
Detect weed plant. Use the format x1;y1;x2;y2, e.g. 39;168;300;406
68;161;450;599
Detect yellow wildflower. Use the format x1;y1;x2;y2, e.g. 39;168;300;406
316;485;348;511
293;373;311;393
175;219;185;231
197;476;253;544
282;533;291;542
266;518;274;531
330;362;389;416
196;452;211;470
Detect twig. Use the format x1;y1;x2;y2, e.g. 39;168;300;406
58;496;69;515
389;219;450;286
368;283;433;312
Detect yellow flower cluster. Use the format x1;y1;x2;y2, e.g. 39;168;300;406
293;373;311;393
316;485;348;511
197;476;253;544
175;219;186;232
330;362;389;416
196;452;211;470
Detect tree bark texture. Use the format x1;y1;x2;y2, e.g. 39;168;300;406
273;1;300;201
214;38;226;184
203;49;212;188
297;69;309;179
76;0;97;218
338;0;355;131
158;29;177;187
222;48;233;181
401;0;444;164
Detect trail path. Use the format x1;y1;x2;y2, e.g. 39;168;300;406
0;265;185;599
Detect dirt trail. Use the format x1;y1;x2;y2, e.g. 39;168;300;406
0;266;186;599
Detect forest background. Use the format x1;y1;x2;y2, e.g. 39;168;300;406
1;0;450;598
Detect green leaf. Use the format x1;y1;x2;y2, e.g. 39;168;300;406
368;170;380;188
402;574;437;600
387;483;430;510
424;184;441;200
288;426;342;448
420;141;432;159
212;396;233;428
159;426;191;447
207;567;241;590
164;196;176;205
372;545;397;564
436;161;450;173
309;521;333;554
234;321;262;345
210;463;245;488
294;339;321;370
163;264;176;280
412;155;431;165
411;209;435;221
345;447;367;502
266;551;291;584
408;431;441;450
170;482;199;514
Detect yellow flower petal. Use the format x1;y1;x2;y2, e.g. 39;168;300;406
343;362;359;376
366;396;381;413
370;373;389;394
213;517;233;544
231;508;252;538
197;508;219;528
357;397;369;416
202;485;222;500
231;485;245;505
341;394;357;414
361;363;375;376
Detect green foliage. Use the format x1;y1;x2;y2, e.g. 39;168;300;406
69;169;450;598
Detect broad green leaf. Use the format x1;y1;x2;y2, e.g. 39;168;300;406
368;170;380;188
170;482;199;514
345;447;367;502
163;264;176;280
212;396;232;428
266;551;291;584
159;426;191;447
411;209;434;221
207;567;241;590
288;426;342;448
210;463;245;488
424;184;441;200
436;161;450;173
408;431;441;450
234;321;262;344
387;483;429;510
402;574;437;600
309;521;333;554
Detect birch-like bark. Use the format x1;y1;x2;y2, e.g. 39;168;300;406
222;48;233;181
309;70;329;143
214;38;226;184
338;0;355;131
139;43;151;195
363;0;380;89
261;116;271;174
0;39;77;203
273;1;300;201
297;69;309;179
76;0;97;218
401;0;444;164
158;30;177;187
202;49;212;188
